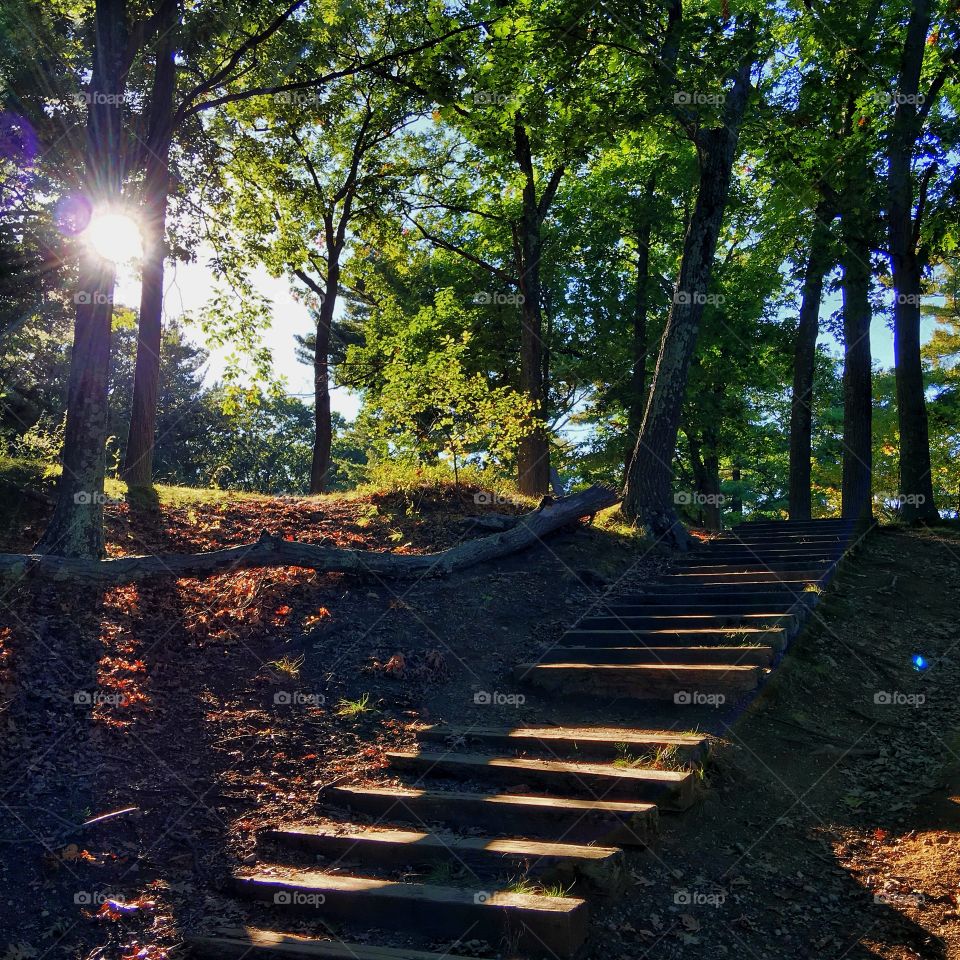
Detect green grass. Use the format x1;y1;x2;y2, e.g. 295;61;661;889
335;692;373;717
267;654;304;678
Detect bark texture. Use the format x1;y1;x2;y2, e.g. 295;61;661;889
788;201;835;520
122;0;179;486
887;0;938;521
622;54;754;546
36;0;127;558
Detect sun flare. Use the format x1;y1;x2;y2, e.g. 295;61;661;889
83;211;143;264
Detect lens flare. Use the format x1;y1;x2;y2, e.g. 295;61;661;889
912;654;928;671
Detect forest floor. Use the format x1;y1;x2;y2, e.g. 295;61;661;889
0;467;958;960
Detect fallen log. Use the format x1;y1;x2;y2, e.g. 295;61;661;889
0;484;619;585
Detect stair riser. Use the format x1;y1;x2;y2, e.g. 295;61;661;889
321;787;659;847
560;630;788;652
519;664;762;706
539;646;775;666
417;729;708;765
387;753;695;810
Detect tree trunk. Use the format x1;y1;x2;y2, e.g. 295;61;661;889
310;262;337;494
788;201;835;520
627;174;656;443
687;429;722;531
35;0;127;558
731;465;742;520
514;119;553;496
839;203;874;521
888;0;938;522
622;56;754;546
122;0;178;487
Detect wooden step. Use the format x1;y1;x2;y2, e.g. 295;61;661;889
417;724;710;763
621;589;816;604
597;601;806;616
664;569;831;582
675;560;836;573
232;871;588;957
575;613;796;630
539;645;775;666
189;926;476;960
321;785;658;846
517;661;762;703
385;750;695;809
562;627;788;652
648;579;824;592
261;825;626;895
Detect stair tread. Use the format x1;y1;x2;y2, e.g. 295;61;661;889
263;824;620;860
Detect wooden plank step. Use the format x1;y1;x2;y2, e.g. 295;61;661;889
260;825;626;895
623;588;816;603
648;579;824;592
676;560;837;573
660;570;831;583
539;645;775;666
561;627;788;652
385;750;695;809
417;724;709;763
232;871;588;958
517;662;762;704
575;613;796;629
321;785;659;846
189;926;476;960
597;601;806;616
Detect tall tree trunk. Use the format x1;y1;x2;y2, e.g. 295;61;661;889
310;263;338;494
627;174;657;444
36;0;127;558
888;0;938;522
622;55;754;545
687;429;722;531
122;0;178;487
514;119;558;497
788;201;835;520
839;202;874;521
731;464;742;520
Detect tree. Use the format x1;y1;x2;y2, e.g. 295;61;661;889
622;22;756;543
883;0;956;521
35;0;127;558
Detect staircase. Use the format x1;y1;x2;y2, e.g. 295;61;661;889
188;518;858;959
